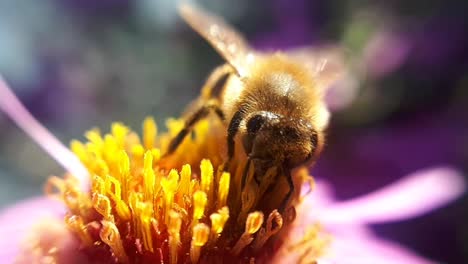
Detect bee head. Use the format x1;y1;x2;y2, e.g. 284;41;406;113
242;111;320;169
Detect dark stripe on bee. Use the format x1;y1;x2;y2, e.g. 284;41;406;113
210;73;230;99
227;110;244;158
167;102;225;154
299;130;319;165
310;130;318;149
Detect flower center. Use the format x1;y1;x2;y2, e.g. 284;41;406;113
46;117;318;263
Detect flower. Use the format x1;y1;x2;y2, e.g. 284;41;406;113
0;77;465;263
36;117;303;263
0;76;312;263
274;166;465;263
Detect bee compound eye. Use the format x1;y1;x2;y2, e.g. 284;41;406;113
246;114;267;134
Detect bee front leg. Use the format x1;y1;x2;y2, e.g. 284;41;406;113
240;157;252;189
200;63;234;100
165;64;234;157
165;100;225;155
279;166;294;213
223;110;244;172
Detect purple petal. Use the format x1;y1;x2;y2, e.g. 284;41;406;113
0;196;65;263
0;77;89;187
318;167;465;225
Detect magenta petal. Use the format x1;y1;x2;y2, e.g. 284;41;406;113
272;221;434;264
320;231;435;264
319;167;465;225
0;77;89;187
0;196;65;263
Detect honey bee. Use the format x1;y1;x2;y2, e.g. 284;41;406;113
167;3;345;210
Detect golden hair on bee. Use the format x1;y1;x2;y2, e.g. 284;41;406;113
240;53;324;119
166;3;345;211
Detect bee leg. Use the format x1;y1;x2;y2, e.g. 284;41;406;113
223;110;244;172
166;100;225;155
166;64;233;157
200;64;233;100
279;167;294;212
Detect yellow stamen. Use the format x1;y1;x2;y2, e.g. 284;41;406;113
168;210;182;264
151;148;161;162
128;192;142;239
200;159;214;205
64;215;93;246
131;144;145;158
117;150;130;201
143;151;155;202
92;175;105;195
232;211;264;255
217;172;230;208
193;190;208;224
209;206;229;241
92;193;113;220
178;164;191;203
61;183;81;212
94;158;109;179
70;140;89;166
161;169;179;224
143;117;157;149
111;123;129;149
252;210;283;251
190;223;210;263
52;118;324;263
139;201;155;252
85;129;103;148
105;175;131;221
246;211;264;234
44;176;66;198
100;220;129;263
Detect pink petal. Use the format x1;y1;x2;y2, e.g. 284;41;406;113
274;186;437;264
319;167;465;225
272;221;434;264
0;196;65;262
319;229;435;264
0;77;89;188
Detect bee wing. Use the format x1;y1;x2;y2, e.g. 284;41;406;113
179;3;252;77
287;45;347;91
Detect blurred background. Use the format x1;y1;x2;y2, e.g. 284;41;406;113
0;0;466;262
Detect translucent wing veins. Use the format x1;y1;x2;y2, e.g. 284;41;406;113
179;3;251;77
